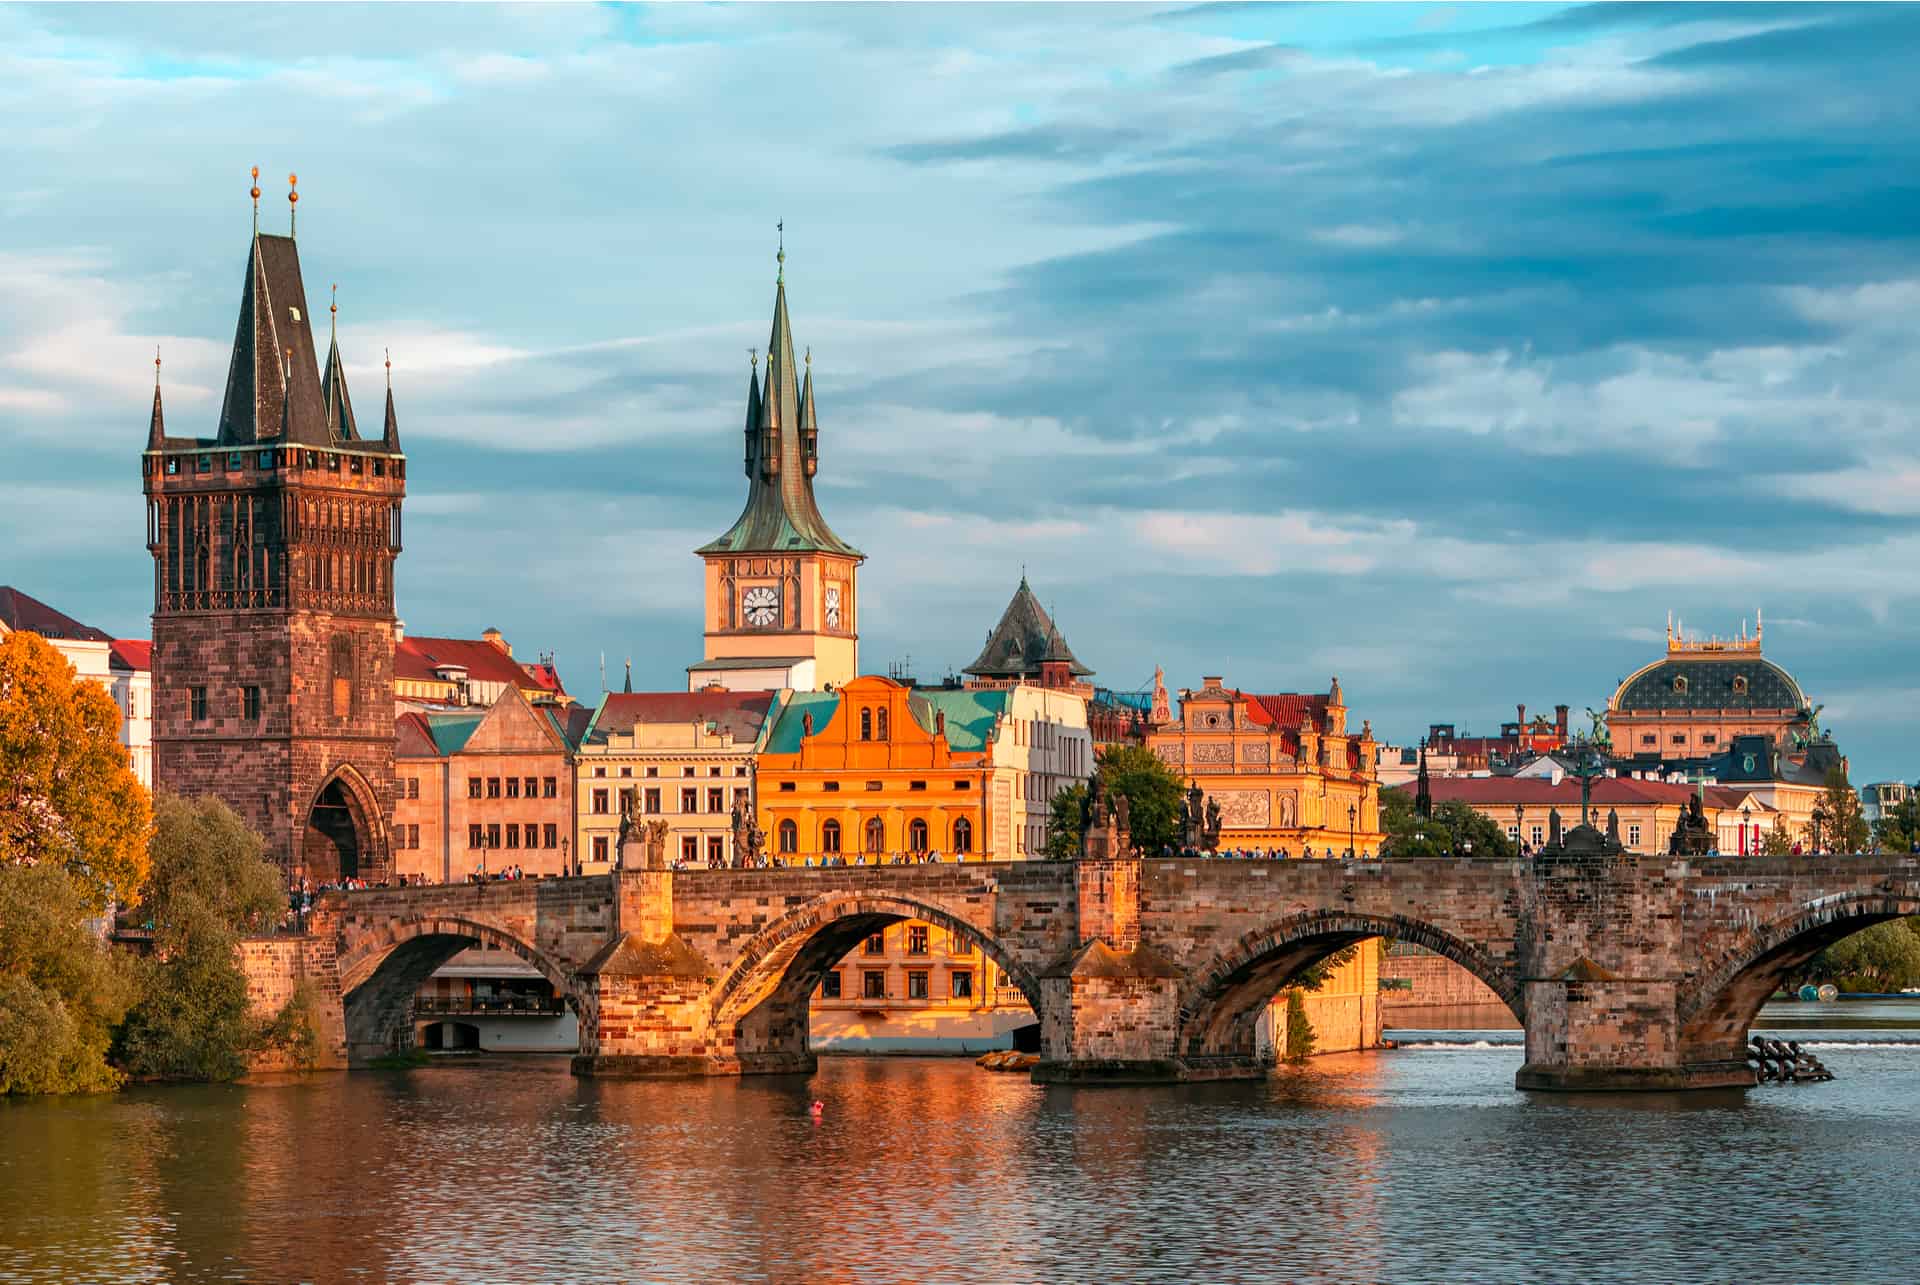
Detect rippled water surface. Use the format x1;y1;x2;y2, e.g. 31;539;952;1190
7;1034;1920;1283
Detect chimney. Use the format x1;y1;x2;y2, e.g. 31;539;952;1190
1517;703;1526;733
482;627;510;656
1555;704;1569;736
394;619;406;643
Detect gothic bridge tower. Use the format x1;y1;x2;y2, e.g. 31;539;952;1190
691;242;864;692
142;174;406;881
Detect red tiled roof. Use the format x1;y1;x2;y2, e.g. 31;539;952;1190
1242;692;1330;729
588;691;775;745
0;586;112;642
109;639;152;672
396;635;566;696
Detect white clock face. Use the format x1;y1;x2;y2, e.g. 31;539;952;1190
825;585;842;629
742;585;780;628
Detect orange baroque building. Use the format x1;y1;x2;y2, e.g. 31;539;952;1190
1144;674;1382;856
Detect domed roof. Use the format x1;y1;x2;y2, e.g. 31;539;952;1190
1611;654;1806;714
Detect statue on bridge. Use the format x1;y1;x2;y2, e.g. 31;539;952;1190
1668;791;1714;856
1081;772;1133;859
618;799;670;870
1182;780;1222;854
731;798;766;868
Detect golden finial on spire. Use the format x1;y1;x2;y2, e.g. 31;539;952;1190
154;345;162;390
776;218;785;284
385;346;392;391
330;283;338;337
288;173;299;236
249;165;261;235
805;346;811;368
749;346;759;368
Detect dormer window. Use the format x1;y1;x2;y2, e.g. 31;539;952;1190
1672;675;1689;694
1731;675;1748;696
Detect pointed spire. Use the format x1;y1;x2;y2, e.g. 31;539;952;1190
799;347;818;478
742;348;762;477
147;347;166;448
623;658;633;694
381;347;401;451
320;283;358;441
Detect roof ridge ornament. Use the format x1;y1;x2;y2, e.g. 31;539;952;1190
777;218;785;284
250;166;261;237
288;172;298;237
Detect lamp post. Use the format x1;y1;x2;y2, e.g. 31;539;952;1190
562;836;571;878
1347;803;1356;859
1514;804;1525;854
1811;805;1829;855
1740;803;1751;857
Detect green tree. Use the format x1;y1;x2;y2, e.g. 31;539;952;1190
1819;767;1870;854
0;630;153;910
1044;782;1087;859
1760;819;1795;856
1281;989;1316;1063
1379;789;1515;860
116;795;292;1082
1808;919;1920;992
1874;790;1920;855
0;863;134;1094
1096;744;1185;853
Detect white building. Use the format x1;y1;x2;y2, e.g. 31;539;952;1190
0;587;152;788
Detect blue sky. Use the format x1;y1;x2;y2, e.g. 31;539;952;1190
3;2;1917;781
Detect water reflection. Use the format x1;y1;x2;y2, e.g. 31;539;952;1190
5;1045;1920;1284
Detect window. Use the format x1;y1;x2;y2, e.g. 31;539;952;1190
618;788;634;815
486;823;501;849
1641;734;1656;747
778;819;798;853
907;926;929;956
190;686;207;721
242;685;260;721
908;818;929;852
863;971;886;1000
864;817;885;853
954;780;971;790
948;936;974;958
1671;734;1687;746
647;767;659;778
779;782;797;792
506;824;520;849
864;933;886;956
592;836;609;863
707;787;723;813
469;823;484;848
544;824;558;848
710;767;722;777
408;824;420;850
822;819;842;853
910;780;927;792
707;836;724;865
506;777;520;799
1703;734;1718;746
407;777;419;800
592;788;609;815
525;776;538;796
330;636;352;719
876;708;889;741
953;818;974;854
951;970;973;1000
594;767;607;778
860;708;872;741
487;777;502;799
682;788;699;813
645;787;661;813
820;972;842;999
683;767;695;777
468;777;483;800
543;777;557;798
1531;825;1543;845
1507;825;1519;840
681;836;698;863
1629;824;1642;847
620;767;632;778
735;766;748;777
865;781;883;792
907;970;929;1000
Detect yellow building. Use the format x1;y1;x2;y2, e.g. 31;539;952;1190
691;250;862;693
1143;674;1383;856
572;689;774;871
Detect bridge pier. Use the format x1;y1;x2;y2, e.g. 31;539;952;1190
1516;973;1755;1091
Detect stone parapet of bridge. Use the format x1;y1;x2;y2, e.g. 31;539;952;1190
242;845;1920;1091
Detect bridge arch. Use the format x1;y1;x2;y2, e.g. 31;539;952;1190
1677;890;1920;1063
338;914;577;1062
710;892;1043;1072
1176;910;1523;1068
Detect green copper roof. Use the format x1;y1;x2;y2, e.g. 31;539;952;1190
422;712;485;756
761;690;843;754
906;687;1007;752
698;269;862;559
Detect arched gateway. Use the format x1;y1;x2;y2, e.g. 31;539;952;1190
256;852;1920;1091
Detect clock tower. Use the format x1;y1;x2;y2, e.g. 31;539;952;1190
690;247;863;692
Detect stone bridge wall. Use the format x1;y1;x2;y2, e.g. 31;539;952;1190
234;851;1920;1091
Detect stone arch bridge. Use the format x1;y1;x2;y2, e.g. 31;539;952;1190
264;850;1920;1091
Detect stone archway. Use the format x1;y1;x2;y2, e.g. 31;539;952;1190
1175;910;1523;1073
709;892;1042;1075
303;766;384;883
1677;891;1920;1067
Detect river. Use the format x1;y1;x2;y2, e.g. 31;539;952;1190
5;1001;1919;1284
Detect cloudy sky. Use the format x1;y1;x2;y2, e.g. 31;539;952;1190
4;2;1917;780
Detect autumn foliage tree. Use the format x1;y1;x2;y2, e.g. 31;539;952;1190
0;630;151;909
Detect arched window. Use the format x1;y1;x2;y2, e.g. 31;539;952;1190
877;707;889;741
860;708;872;741
822;819;842;853
953;817;974;854
908;818;929;852
778;819;797;854
864;817;885;854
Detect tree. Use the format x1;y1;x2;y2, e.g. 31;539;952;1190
0;863;134;1094
1281;989;1315;1063
1760;819;1795;856
1874;791;1920;855
1095;743;1184;854
1044;782;1087;860
0;630;152;910
1818;766;1870;854
1379;789;1515;860
1808;919;1920;992
116;795;292;1082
